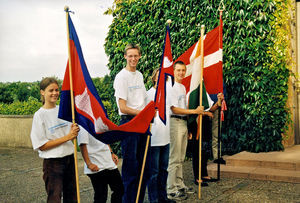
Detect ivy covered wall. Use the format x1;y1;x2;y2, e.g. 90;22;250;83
104;0;293;153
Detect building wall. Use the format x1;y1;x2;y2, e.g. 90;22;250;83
294;1;300;144
282;1;297;147
0;115;33;148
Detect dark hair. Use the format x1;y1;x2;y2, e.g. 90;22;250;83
124;43;141;55
40;77;59;104
174;60;186;69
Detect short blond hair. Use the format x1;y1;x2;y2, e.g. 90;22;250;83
124;43;141;55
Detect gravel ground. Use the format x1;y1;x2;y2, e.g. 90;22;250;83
0;147;299;203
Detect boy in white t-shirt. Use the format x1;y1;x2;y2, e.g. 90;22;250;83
113;43;150;203
167;61;205;201
78;129;123;203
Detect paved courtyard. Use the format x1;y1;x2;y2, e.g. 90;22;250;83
0;147;299;202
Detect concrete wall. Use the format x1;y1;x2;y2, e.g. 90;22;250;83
295;1;300;144
0;115;33;148
282;2;296;147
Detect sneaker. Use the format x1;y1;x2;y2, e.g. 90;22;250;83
179;186;195;194
167;191;187;201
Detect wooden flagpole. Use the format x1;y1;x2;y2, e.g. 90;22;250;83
64;6;81;203
136;125;152;203
197;25;205;200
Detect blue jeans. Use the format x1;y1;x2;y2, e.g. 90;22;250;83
147;144;170;203
120;118;151;203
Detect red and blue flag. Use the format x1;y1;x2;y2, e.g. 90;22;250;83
154;25;174;124
58;15;155;144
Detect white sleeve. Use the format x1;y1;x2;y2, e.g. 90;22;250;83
146;88;154;104
113;74;128;101
166;81;172;106
77;127;89;145
30;113;48;151
141;75;147;101
169;86;179;108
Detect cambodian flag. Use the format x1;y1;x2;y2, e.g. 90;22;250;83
58;15;155;144
154;25;174;124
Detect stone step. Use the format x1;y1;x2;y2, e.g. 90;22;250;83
207;163;300;183
226;157;300;171
224;145;300;171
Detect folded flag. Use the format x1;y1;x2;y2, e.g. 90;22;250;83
58;14;155;144
154;25;174;124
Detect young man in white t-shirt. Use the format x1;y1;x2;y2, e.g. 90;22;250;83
113;43;149;203
167;61;205;201
78;129;123;203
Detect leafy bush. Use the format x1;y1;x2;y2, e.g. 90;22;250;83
104;0;292;153
0;97;42;115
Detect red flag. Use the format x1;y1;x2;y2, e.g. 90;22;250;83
177;21;223;97
176;18;227;121
154;25;174;124
59;15;155;144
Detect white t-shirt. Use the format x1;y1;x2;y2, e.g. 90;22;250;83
169;82;187;116
113;68;147;115
77;129;117;174
170;82;214;114
30;106;74;159
146;86;171;146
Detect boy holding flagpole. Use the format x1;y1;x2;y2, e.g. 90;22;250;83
113;43;150;203
167;61;204;201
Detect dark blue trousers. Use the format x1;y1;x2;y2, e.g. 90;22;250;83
147;144;170;203
120;118;151;203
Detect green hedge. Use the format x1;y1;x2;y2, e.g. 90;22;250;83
104;0;292;153
0;97;42;115
0;77;114;116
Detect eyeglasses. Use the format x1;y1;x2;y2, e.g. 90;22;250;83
127;55;140;59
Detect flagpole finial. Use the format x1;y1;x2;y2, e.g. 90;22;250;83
166;19;172;25
64;6;69;12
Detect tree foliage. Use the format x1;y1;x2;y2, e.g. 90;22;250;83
104;0;292;153
0;82;40;103
92;76;120;124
